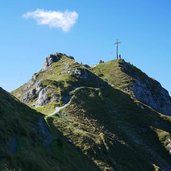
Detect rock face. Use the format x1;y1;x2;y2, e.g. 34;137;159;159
68;67;94;80
42;53;75;71
121;61;171;115
132;78;171;115
42;53;60;70
21;80;56;107
36;87;49;106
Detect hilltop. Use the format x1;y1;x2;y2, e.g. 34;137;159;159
92;59;171;115
12;53;106;114
12;53;171;171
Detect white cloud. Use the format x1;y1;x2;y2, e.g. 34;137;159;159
23;9;79;32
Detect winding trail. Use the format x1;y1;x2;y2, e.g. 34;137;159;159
48;102;71;117
48;87;99;117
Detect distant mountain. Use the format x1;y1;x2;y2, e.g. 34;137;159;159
12;53;171;171
92;59;171;116
0;87;99;171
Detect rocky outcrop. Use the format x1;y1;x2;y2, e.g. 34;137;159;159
132;79;171;115
22;88;37;103
68;67;98;81
121;61;171;115
42;53;60;70
36;87;49;106
42;53;75;71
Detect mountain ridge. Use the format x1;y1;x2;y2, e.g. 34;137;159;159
12;54;171;116
10;52;171;170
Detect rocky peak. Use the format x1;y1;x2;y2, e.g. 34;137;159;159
42;53;75;71
42;53;60;70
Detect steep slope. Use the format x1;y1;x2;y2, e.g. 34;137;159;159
12;53;171;170
47;86;171;171
91;59;171;115
0;87;99;171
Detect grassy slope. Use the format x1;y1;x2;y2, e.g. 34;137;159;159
91;59;153;97
12;55;106;115
91;59;171;116
12;55;79;108
0;87;99;171
47;86;171;171
91;59;133;92
11;55;171;170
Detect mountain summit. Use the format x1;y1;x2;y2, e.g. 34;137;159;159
12;53;106;114
92;59;171;115
13;54;171;116
11;53;171;171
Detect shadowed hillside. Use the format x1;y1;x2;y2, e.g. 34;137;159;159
0;87;99;171
47;86;171;171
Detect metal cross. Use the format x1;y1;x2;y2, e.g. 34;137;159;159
115;40;121;59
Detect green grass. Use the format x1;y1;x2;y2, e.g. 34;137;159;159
11;55;171;170
0;87;100;171
35;101;58;115
91;59;134;93
47;86;171;171
12;54;108;115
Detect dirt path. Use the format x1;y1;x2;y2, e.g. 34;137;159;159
48;87;84;116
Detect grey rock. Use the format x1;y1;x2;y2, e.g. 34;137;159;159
32;73;39;80
69;67;92;80
42;53;60;70
35;81;43;94
120;61;171;115
20;78;59;107
22;80;44;103
132;78;171;115
22;88;37;103
36;87;49;106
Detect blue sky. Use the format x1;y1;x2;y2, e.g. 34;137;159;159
0;0;171;94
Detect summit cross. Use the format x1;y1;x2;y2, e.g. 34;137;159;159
115;40;121;59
